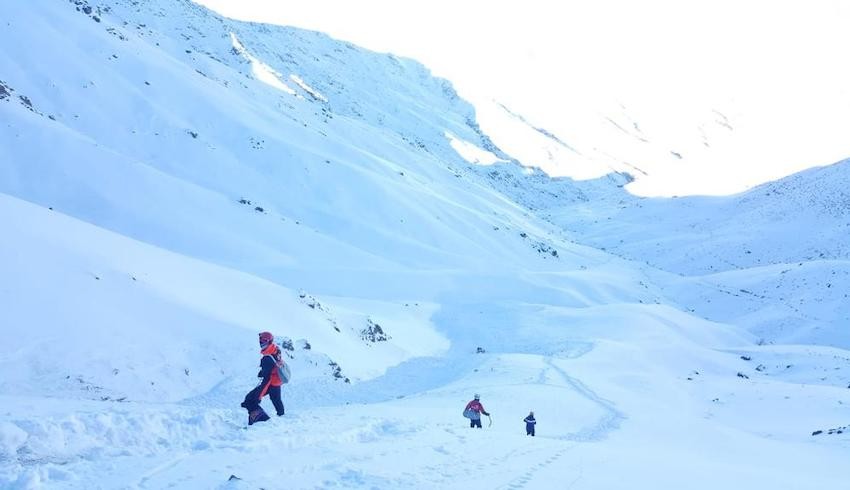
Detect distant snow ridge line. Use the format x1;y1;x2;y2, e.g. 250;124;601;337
503;158;850;345
747;158;850;220
526;158;850;276
0;407;239;469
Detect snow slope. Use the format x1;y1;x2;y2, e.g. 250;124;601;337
546;159;850;275
522;159;850;348
0;0;848;488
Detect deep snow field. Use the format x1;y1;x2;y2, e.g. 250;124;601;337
1;1;848;488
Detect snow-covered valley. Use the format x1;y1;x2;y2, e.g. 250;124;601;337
1;1;847;488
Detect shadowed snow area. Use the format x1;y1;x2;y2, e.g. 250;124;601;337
0;0;847;488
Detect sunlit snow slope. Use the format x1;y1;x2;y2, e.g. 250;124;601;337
0;1;847;488
512;159;850;348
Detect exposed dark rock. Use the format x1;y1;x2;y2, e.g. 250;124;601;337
328;361;348;382
361;318;389;342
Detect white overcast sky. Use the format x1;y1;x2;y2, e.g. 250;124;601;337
196;0;850;196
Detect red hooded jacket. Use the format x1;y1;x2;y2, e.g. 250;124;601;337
257;343;283;398
465;399;489;416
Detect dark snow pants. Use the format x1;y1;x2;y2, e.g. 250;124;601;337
470;418;482;428
242;384;285;416
526;425;535;436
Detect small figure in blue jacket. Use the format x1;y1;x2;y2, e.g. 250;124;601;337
524;411;536;436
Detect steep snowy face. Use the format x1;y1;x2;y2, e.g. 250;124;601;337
0;0;656;404
0;0;501;279
195;0;850;198
0;0;603;292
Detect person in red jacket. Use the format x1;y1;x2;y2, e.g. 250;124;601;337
240;331;285;425
463;394;490;428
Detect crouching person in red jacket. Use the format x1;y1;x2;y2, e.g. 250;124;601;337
240;331;285;425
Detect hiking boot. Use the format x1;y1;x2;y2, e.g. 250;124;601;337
248;408;270;425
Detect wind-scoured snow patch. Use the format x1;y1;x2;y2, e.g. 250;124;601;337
289;74;328;102
445;131;505;165
229;33;296;95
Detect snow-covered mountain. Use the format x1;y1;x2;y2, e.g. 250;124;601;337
196;0;850;197
475;157;850;348
1;1;847;488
